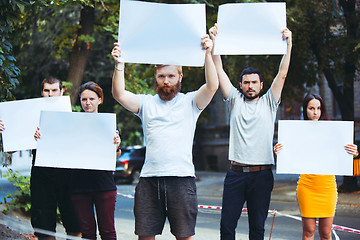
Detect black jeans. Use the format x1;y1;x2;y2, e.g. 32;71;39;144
30;166;80;238
220;168;274;240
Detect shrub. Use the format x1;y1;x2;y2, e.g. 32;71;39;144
1;168;31;215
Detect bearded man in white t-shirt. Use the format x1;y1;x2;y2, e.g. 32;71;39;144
111;34;218;240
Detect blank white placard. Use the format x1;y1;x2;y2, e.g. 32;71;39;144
35;111;117;171
117;0;206;66
214;2;287;55
0;96;71;152
276;120;353;175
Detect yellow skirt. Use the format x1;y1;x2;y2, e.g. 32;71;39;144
296;174;337;218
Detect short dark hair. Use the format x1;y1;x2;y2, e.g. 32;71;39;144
302;93;329;120
79;81;104;100
240;67;263;82
41;76;62;91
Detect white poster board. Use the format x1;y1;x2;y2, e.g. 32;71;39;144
214;2;287;55
35;111;117;171
117;0;206;66
276;120;354;175
0;96;71;152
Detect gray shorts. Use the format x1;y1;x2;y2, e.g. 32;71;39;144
134;177;198;237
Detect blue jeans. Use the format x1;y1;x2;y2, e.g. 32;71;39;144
220;169;274;240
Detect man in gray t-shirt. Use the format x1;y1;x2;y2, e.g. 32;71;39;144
210;25;292;240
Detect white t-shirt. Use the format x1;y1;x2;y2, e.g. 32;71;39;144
227;86;279;165
136;92;202;177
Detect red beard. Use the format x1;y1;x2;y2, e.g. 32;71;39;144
155;80;181;101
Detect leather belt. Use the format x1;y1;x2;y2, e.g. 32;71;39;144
230;164;272;173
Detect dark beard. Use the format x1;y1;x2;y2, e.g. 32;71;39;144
155;81;181;101
244;92;260;100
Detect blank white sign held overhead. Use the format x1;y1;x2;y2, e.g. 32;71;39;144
276;120;354;175
35;111;117;171
117;0;206;66
214;2;287;55
0;96;71;152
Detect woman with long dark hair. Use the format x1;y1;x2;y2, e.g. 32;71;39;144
274;93;358;240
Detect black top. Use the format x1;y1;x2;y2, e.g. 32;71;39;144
70;169;116;193
33;149;117;193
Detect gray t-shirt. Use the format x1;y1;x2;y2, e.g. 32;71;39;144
136;92;202;177
227;86;279;165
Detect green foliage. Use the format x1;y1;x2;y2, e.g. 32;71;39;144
53;22;80;59
0;0;29;158
286;0;359;121
62;80;74;95
77;34;95;44
0;0;28;101
62;81;82;111
1;169;31;215
0;168;63;219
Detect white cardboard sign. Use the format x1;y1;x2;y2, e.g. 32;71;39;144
35;111;117;171
0;96;71;152
214;2;287;55
276;120;354;175
117;0;206;66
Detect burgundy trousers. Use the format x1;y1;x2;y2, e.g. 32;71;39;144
71;190;117;240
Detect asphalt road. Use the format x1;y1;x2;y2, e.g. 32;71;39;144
114;172;360;240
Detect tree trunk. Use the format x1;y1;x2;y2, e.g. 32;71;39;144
66;5;95;105
310;0;359;192
337;0;359;193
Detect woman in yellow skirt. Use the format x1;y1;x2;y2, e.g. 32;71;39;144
274;93;358;240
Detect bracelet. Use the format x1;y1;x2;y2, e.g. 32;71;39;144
115;65;124;71
355;150;359;158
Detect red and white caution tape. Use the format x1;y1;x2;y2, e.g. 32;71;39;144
117;192;360;236
117;192;134;199
198;205;222;210
332;224;360;234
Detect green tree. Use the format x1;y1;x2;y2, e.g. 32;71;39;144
0;0;25;101
287;0;359;192
0;0;30;165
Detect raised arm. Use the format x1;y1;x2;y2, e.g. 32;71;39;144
195;35;219;110
209;24;233;99
271;28;292;103
111;43;140;114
